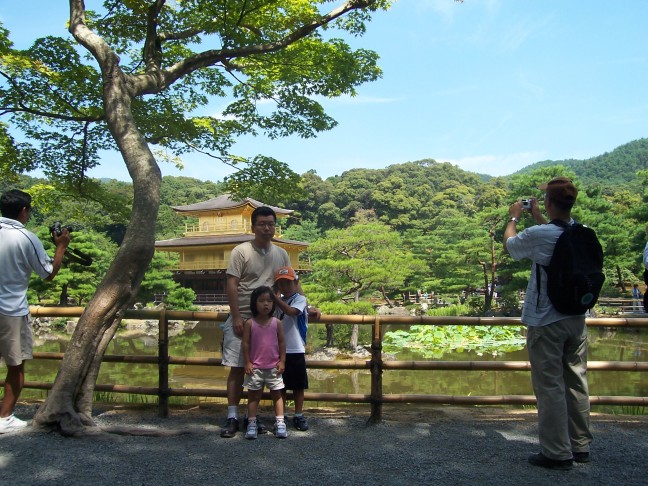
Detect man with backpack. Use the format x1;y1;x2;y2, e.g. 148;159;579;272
643;225;648;313
503;177;597;471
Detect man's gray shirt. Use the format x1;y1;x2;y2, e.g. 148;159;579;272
506;219;584;326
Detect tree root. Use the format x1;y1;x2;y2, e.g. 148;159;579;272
99;426;191;437
33;420;192;437
34;403;190;437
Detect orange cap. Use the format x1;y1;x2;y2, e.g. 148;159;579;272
274;266;297;281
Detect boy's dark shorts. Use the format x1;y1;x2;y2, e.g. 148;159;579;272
283;353;308;390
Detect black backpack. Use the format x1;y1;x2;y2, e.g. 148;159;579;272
536;220;605;315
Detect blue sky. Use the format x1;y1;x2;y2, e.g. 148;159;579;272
2;1;648;182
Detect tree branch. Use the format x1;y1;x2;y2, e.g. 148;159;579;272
182;141;243;171
143;0;165;75
0;70;104;122
69;0;125;90
149;0;377;94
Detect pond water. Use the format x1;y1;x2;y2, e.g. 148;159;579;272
14;322;648;410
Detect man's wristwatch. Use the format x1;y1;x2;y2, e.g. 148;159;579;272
509;217;519;223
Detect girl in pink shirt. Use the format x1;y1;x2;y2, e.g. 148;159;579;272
242;286;287;439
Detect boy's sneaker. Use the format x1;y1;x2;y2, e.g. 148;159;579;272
293;415;309;431
0;415;29;434
274;421;288;439
220;417;239;438
245;421;258;440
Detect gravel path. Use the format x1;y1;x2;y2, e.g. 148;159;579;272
1;402;646;485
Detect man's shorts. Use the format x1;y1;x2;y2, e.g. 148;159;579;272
0;314;32;366
243;367;285;391
283;353;308;390
221;315;245;368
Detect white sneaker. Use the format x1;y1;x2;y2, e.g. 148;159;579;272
245;421;258;440
0;415;29;434
274;420;288;439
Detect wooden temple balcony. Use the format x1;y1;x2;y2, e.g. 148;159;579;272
183;221;283;237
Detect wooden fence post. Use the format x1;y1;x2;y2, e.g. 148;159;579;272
158;308;170;418
368;316;383;424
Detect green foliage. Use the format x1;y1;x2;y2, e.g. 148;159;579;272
314;300;375;349
157;175;224;240
28;227;117;305
383;324;526;358
288;170;337;229
2;1;648;321
137;253;181;304
465;296;487;316
517;138;648;186
298;280;338;308
19;141;646;312
309;221;423;301
1;1;388;207
7;118;648;317
165;287;198;311
495;291;521;317
425;304;470;317
224;156;306;207
282;219;321;243
315;323;373;350
317;301;376;316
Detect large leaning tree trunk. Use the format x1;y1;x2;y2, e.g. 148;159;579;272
34;10;161;435
28;0;386;436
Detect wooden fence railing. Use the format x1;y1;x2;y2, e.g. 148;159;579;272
596;298;645;315
13;307;648;422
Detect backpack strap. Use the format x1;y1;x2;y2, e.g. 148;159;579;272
535;262;541;312
549;219;570;228
534;220;572;312
279;293;299;320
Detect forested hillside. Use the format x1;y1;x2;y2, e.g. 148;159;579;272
4;139;647;314
516;138;648;186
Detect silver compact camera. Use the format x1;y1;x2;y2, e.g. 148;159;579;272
521;198;532;209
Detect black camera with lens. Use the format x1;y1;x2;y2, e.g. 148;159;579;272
49;222;74;236
48;222;92;266
521;199;532;209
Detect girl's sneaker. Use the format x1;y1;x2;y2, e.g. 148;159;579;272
274;420;288;439
244;415;267;434
245;421;258;440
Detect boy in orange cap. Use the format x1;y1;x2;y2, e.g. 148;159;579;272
273;266;310;431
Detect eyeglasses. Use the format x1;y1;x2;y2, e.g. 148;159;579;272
255;222;276;228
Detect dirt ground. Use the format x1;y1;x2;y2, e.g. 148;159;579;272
3;400;648;486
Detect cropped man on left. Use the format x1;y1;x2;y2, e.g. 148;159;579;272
0;189;70;433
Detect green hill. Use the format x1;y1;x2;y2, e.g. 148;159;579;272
514;138;648;185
